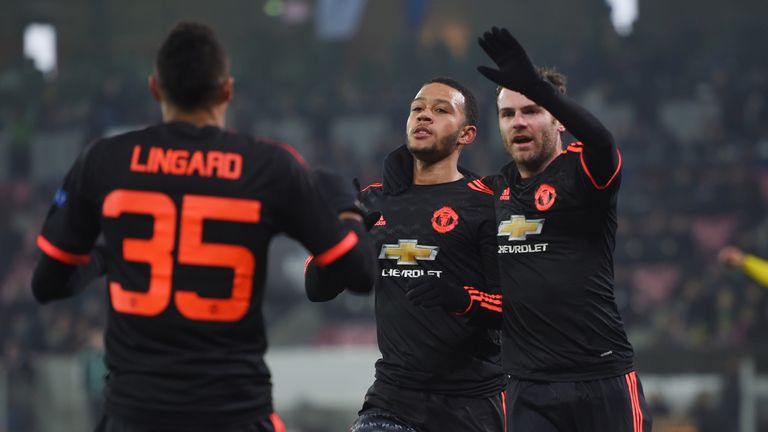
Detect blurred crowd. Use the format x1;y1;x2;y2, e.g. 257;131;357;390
1;18;768;431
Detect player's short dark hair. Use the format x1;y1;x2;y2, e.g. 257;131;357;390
425;77;480;127
155;21;229;111
495;66;567;99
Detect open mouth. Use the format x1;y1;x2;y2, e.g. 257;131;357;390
512;136;533;145
412;126;432;138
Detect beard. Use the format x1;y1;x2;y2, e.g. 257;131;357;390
505;126;560;174
407;129;461;164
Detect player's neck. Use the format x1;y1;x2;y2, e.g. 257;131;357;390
517;143;562;179
412;156;462;185
162;103;226;129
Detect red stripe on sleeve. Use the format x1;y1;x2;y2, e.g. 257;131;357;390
479;302;503;313
36;235;91;265
269;413;286;432
303;255;314;275
580;148;622;190
314;231;359;267
458;287;503;315
362;182;383;192
279;143;307;167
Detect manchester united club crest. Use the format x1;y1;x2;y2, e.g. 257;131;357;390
535;183;556;211
431;206;459;234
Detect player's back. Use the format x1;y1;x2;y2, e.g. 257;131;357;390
82;121;321;428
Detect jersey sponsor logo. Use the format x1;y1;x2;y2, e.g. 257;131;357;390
381;268;443;278
431;206;459;234
535;183;556;211
374;214;386;226
379;239;438;265
129;145;242;180
498;243;548;254
497;215;544;241
500;187;510;201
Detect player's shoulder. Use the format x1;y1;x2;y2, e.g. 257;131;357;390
79;125;158;166
465;176;496;195
250;134;308;168
561;141;584;159
463;176;501;206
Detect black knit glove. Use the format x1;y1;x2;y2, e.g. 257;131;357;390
477;26;542;94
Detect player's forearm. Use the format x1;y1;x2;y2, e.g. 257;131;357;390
527;82;619;185
742;255;768;288
304;220;377;301
528;82;614;151
304;257;345;302
31;255;95;303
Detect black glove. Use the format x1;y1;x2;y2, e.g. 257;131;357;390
477;26;541;94
352;178;383;231
313;169;362;215
405;278;471;313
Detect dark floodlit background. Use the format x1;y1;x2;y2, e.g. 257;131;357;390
1;0;767;430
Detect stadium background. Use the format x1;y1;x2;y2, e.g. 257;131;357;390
1;0;767;430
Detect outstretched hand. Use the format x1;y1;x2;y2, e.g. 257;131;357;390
477;26;541;93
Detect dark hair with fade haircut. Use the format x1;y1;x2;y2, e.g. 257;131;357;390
155;21;229;111
495;66;567;99
424;77;480;127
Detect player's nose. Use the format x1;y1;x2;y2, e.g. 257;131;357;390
416;111;433;122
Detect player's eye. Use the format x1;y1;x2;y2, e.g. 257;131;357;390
522;106;540;115
411;106;423;112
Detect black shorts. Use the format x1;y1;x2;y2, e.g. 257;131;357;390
505;371;652;432
354;379;505;432
94;412;285;432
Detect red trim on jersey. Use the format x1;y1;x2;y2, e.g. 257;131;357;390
467;179;494;196
580;148;622;190
303;255;314;275
36;235;91;265
565;142;621;190
502;390;508;432
278;143;307;167
270;412;286;432
315;231;359;267
625;371;643;431
362;182;383;192
258;135;309;168
566;142;584;152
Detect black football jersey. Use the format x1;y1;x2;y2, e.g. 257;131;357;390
360;173;503;397
487;142;634;382
37;121;359;428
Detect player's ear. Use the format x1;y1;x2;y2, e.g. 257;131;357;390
458;124;477;145
555;119;565;133
219;77;234;104
148;75;162;102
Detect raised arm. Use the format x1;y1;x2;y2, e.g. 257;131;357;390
477;27;619;187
